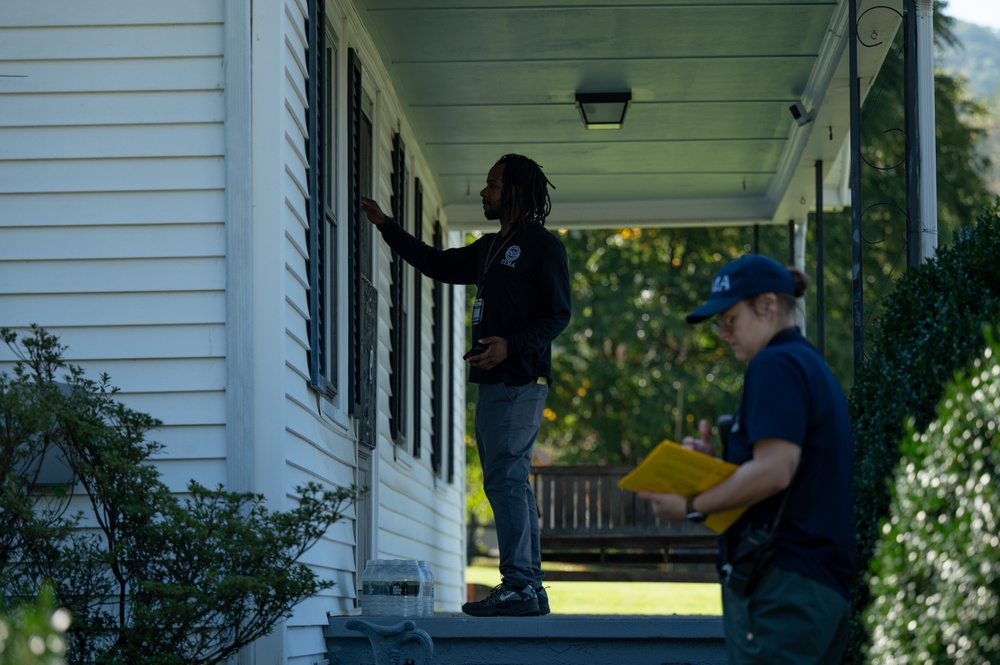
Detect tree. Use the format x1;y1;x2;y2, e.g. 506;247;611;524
0;325;357;665
541;226;752;466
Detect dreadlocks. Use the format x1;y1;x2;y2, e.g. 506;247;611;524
496;153;555;229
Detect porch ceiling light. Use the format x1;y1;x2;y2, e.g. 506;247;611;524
575;91;632;130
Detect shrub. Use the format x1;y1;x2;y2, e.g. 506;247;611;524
0;585;70;665
0;326;357;665
844;202;1000;664
865;332;1000;663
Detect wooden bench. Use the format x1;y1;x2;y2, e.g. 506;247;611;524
531;465;720;582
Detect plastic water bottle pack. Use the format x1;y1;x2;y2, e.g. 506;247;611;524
361;559;434;616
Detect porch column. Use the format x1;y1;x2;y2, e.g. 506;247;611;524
793;217;808;335
917;0;939;261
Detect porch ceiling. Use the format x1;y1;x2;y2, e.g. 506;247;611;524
353;0;901;231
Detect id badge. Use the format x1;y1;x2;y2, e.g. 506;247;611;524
471;297;484;325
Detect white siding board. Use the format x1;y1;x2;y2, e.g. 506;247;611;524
2;92;224;128
73;359;225;393
285;269;310;320
292;543;356;591
154;457;226;492
0;0;224;27
285;624;333;663
0;25;224;60
1;292;224;327
17;325;228;360
2;258;224;295
0;158;224;195
282;398;357;467
283;337;311;390
114;391;225;427
1;225;224;260
283;427;356;487
379;510;455;557
2;58;224;94
0;191;225;227
1;125;224;160
151;425;227;460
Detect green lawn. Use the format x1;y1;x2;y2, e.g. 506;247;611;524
466;563;722;616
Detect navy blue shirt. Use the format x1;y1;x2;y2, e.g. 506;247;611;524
722;327;855;598
377;219;571;386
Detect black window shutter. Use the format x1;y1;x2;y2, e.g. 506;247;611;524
412;179;424;458
431;218;444;475
347;48;363;416
306;0;325;391
348;49;377;451
389;133;407;444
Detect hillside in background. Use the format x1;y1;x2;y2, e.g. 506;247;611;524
937;18;1000;195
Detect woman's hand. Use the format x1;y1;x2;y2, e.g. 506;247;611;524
638;491;687;521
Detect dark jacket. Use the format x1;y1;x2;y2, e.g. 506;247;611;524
377;219;571;385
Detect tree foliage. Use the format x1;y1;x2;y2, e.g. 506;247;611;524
1;326;357;665
542;226;753;466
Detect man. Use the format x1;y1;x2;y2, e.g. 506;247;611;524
361;154;571;617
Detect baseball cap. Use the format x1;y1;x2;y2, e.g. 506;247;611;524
686;254;794;323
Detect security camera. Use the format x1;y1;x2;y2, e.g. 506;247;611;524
789;101;814;127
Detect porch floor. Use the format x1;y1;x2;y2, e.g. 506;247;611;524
326;613;726;665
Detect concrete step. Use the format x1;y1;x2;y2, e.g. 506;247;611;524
327;614;726;665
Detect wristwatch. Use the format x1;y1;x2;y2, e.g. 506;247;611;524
686;496;707;524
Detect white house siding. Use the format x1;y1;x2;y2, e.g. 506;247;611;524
0;0;230;494
1;0;468;661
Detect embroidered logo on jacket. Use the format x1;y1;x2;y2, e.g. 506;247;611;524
501;246;521;267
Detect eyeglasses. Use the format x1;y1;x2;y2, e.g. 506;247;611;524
711;303;746;335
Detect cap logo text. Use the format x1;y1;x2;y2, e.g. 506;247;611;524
711;275;731;293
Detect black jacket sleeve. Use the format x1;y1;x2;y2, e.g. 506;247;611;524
376;218;480;285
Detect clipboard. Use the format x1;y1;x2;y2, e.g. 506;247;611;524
618;438;747;533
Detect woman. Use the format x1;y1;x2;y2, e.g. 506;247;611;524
640;254;854;664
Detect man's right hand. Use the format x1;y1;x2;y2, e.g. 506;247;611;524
361;197;386;226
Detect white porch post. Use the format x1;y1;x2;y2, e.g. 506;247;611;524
793;217;808;335
917;0;939;261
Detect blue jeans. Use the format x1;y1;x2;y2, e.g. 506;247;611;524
475;381;548;590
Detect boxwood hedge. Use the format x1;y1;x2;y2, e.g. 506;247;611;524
845;202;1000;664
865;332;1000;663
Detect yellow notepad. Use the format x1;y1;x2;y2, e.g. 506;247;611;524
618;439;747;533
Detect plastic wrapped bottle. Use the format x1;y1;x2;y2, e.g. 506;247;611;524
361;559;385;616
385;559;403;615
397;560;421;617
417;560;434;616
